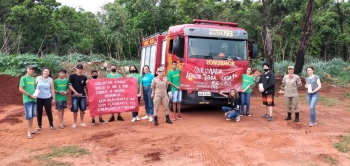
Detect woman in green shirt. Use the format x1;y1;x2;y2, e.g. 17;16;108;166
126;65;142;122
240;67;255;116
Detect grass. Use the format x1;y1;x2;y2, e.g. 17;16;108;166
31;145;89;166
306;164;319;166
333;135;350;153
318;96;339;107
325;155;338;165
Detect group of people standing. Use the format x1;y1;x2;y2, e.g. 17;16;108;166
19;61;184;139
220;63;322;128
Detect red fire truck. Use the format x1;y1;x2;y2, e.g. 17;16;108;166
140;19;257;110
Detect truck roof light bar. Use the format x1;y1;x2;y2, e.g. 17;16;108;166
192;19;238;27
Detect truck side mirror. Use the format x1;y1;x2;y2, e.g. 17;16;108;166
173;37;184;58
249;43;258;59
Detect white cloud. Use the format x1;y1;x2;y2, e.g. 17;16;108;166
56;0;114;13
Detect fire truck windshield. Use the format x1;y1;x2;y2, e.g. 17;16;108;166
187;37;247;60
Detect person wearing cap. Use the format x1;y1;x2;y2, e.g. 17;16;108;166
259;62;275;121
69;64;88;128
19;65;38;139
281;66;302;122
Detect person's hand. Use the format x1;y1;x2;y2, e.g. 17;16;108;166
74;91;80;97
30;95;37;99
278;90;284;94
137;93;141;97
259;88;264;92
151;94;154;99
176;86;180;89
52;98;56;104
305;84;308;88
241;89;246;93
86;96;89;100
59;91;66;95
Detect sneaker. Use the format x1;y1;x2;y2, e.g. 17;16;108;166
80;122;87;127
236;116;240;122
50;125;55;130
108;116;115;122
172;115;177;121
308;122;314;127
226;118;231;121
141;115;149;120
117;116;124;121
131;118;136;122
91;119;96;126
177;114;184;120
267;116;273;121
246;113;251;117
72;123;77;128
149;116;153;122
37;126;42;131
262;114;269;118
135;116;141;121
99;118;106;124
240;113;244;117
224;112;230;117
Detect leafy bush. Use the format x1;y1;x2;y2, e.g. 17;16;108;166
0;54;43;76
41;54;63;75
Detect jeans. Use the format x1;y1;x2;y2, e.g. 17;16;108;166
143;86;154;116
132;97;141;117
306;92;318;123
240;93;251;114
37;97;53;126
222;106;240;119
71;97;86;113
24;101;37;120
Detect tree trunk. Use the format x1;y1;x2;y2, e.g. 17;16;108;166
336;0;349;61
262;0;274;72
294;0;314;75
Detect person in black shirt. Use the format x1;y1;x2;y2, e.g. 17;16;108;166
219;89;241;122
259;62;275;121
69;64;88;128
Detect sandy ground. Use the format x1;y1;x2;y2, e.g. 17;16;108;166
1;84;350;166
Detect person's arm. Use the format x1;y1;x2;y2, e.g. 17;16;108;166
68;75;79;96
313;77;322;93
18;77;36;99
264;73;275;90
50;79;56;102
234;97;241;110
151;79;156;98
83;77;88;99
219;92;228;98
297;76;302;88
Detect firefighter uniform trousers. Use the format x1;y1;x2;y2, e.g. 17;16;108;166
152;77;169;116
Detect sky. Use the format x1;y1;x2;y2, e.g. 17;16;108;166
56;0;115;13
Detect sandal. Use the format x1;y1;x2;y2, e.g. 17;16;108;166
27;135;33;139
59;124;64;129
31;130;40;134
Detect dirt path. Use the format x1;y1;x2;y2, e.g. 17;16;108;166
1;85;350;166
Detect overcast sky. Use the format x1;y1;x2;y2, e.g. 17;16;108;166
56;0;115;13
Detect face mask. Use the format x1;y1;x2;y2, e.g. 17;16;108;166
263;69;269;72
92;76;98;79
111;69;117;73
130;70;136;73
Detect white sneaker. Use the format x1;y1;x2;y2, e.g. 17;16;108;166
149;116;153;122
141;115;149;120
80;122;87;127
72;123;77;128
131;118;136;122
226;118;231;121
135;116;141;121
236;116;240;122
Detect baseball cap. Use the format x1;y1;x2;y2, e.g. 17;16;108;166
288;66;294;69
76;64;83;69
26;65;36;69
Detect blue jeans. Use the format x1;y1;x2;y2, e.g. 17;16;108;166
142;86;154;116
240;93;251;114
24;101;37;120
132;97;141;117
71;97;86;113
222;106;240;119
306;92;318;123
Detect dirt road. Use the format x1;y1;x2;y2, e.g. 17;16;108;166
1;84;350;166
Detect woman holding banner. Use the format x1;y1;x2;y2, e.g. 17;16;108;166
141;65;154;122
126;65;142;122
151;67;173;126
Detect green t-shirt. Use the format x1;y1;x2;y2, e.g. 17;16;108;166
106;73;122;78
19;75;36;103
54;78;69;101
126;73;142;94
167;69;181;92
242;74;255;93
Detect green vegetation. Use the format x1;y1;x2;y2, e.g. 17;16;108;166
31;145;89;166
333;135;350;153
325;155;338;165
318;96;339;107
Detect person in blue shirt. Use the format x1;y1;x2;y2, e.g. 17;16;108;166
141;65;155;122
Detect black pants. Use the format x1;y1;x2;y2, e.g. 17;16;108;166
37;97;53;127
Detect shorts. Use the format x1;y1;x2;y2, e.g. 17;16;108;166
56;101;67;111
71;97;86;113
262;94;274;106
172;90;182;103
24;101;37;120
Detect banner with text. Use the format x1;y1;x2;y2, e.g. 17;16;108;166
180;64;243;93
87;78;138;117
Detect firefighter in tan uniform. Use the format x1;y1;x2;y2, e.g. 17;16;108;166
151;67;173;126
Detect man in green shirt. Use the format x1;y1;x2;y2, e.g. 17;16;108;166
54;69;69;129
167;61;184;121
19;65;38;139
107;64;124;122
